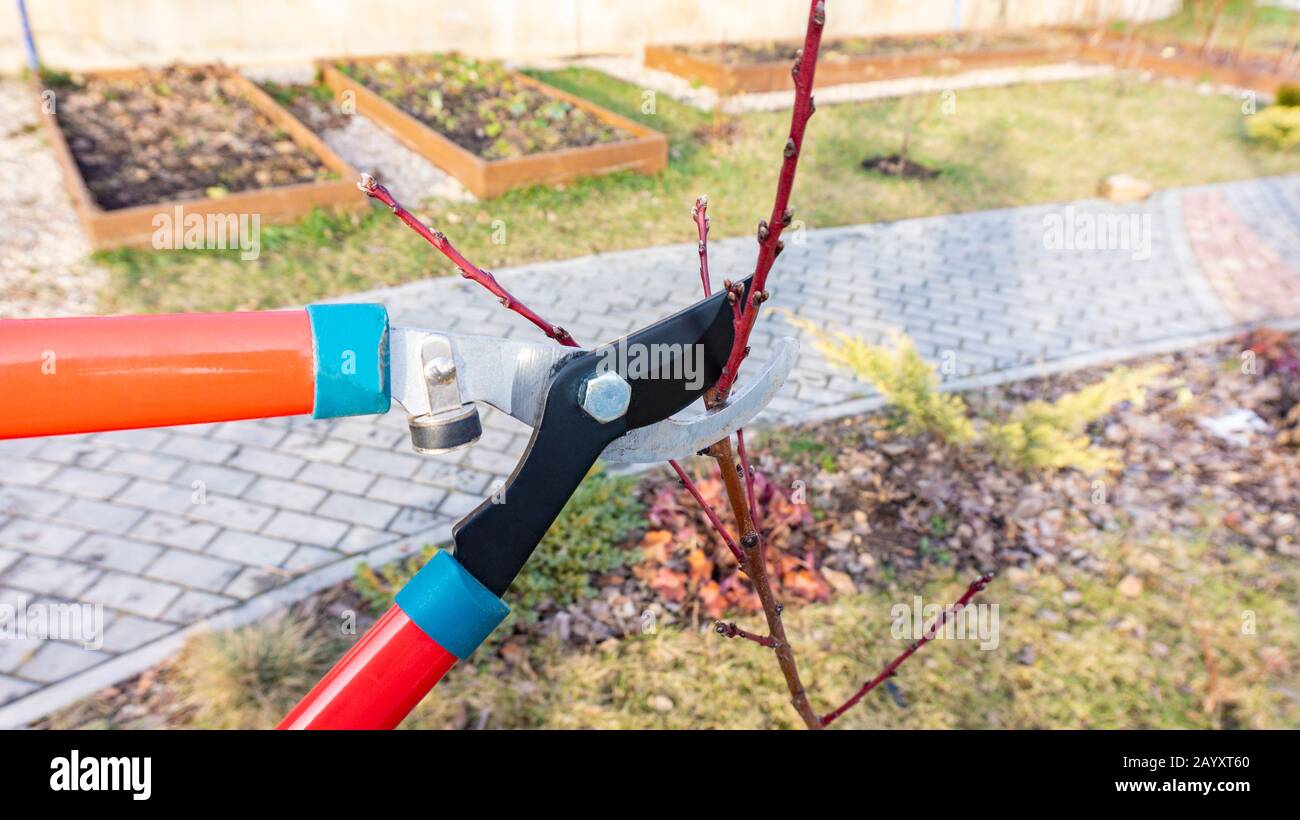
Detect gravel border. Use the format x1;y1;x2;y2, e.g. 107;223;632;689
0;80;105;319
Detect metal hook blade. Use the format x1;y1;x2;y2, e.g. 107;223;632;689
599;337;798;464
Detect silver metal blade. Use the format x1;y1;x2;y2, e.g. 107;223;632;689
599;337;798;464
390;326;584;428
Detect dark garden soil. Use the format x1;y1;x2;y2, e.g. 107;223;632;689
684;29;1079;66
50;66;333;211
257;79;351;133
862;154;940;178
335;54;631;161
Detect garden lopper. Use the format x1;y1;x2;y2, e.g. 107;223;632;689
0;280;795;728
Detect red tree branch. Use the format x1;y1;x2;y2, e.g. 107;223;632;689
359;174;576;347
712;0;825;402
820;573;994;727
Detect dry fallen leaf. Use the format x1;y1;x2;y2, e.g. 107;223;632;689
821;567;856;596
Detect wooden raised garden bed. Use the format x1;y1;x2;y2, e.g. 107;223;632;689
37;65;364;250
1081;32;1300;95
646;30;1086;93
318;54;667;198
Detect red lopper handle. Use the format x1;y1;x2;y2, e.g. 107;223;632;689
278;605;459;730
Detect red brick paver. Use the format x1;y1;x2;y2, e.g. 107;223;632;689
1182;189;1300;323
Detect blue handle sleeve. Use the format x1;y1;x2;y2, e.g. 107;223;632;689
394;551;510;659
306;303;391;419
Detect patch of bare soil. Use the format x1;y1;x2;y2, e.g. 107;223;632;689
51;65;332;210
685;30;1079;66
862;154;940;178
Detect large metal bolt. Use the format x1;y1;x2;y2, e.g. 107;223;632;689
579;370;632;424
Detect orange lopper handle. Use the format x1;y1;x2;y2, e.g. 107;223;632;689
0;305;390;440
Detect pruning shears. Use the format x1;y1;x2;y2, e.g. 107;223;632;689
0;283;796;729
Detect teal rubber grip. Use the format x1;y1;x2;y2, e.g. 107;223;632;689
306;303;391;419
394;551;510;659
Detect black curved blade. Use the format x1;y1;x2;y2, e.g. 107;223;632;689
453;277;751;597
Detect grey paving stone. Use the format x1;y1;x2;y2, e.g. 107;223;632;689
159;434;238;464
67;535;164;574
0;555;101;597
281;545;342;573
101;451;187;481
242;477;328;512
15;642;105;684
277;432;356;464
0;547;18;574
346;446;422;478
0;520;86;557
81;573;183;619
186;497;277;533
144;550;242;592
0;633;42;675
366;477;448;509
298;462;376;495
115;479;202;516
98;614;175;654
45;466;131;500
315;493;399;530
34;439;116;470
227;448;305;480
183;464;258;497
129;513;219;552
223;567;283;599
2;460;59;487
0;485;68;518
52;497;145;536
379;509;452;543
259;510;347;549
205;530;298;566
162;590;236;622
335;525;398;553
209;421;286;449
0;674;38;706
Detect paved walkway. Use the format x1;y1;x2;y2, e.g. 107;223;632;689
2;173;1299;726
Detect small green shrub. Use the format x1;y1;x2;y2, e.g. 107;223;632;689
787;316;1164;474
1246;105;1300;150
172;616;338;729
786;314;975;444
353;466;644;628
1275;84;1300;108
985;365;1165;474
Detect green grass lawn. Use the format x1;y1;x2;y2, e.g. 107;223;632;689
395;532;1296;729
1116;0;1298;57
98;72;1300;315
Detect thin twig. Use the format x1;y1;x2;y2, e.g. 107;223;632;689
693;195;712;297
715;620;777;647
359;175;576;347
670;459;743;562
820;573;994;727
735;428;760;532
